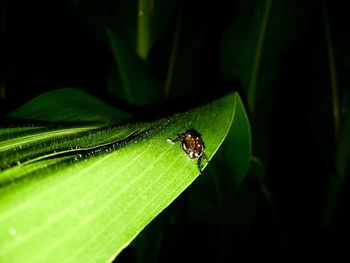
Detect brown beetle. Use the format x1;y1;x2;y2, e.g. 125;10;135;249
167;129;208;174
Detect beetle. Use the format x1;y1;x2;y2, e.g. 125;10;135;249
167;129;208;174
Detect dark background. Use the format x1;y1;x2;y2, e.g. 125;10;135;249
1;0;349;262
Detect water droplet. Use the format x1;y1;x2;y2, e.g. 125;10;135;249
138;10;144;16
9;227;17;236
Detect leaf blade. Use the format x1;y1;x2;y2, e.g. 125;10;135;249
0;90;238;262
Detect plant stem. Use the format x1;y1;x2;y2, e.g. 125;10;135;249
137;0;152;60
248;0;272;115
322;1;340;139
320;0;342;229
164;10;182;99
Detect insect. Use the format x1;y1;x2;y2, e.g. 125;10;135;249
167;129;208;174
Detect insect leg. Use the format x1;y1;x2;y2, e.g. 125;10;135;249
202;154;209;164
197;156;203;175
166;134;183;144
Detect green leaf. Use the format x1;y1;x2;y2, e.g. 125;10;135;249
5;88;131;123
217;94;251;187
0;89;242;262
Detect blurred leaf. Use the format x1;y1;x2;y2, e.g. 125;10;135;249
0;88;238;262
69;0;179;105
6;88;131;123
221;0;309;100
149;0;179;51
105;27;161;105
336;95;350;179
160;2;218;99
321;98;350;228
70;0;178;57
308;2;348;228
220;0;310;161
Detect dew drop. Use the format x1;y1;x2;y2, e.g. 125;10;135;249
9;227;17;236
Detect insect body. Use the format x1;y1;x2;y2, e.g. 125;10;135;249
167;129;208;174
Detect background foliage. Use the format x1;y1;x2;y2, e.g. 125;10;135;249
1;0;349;262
